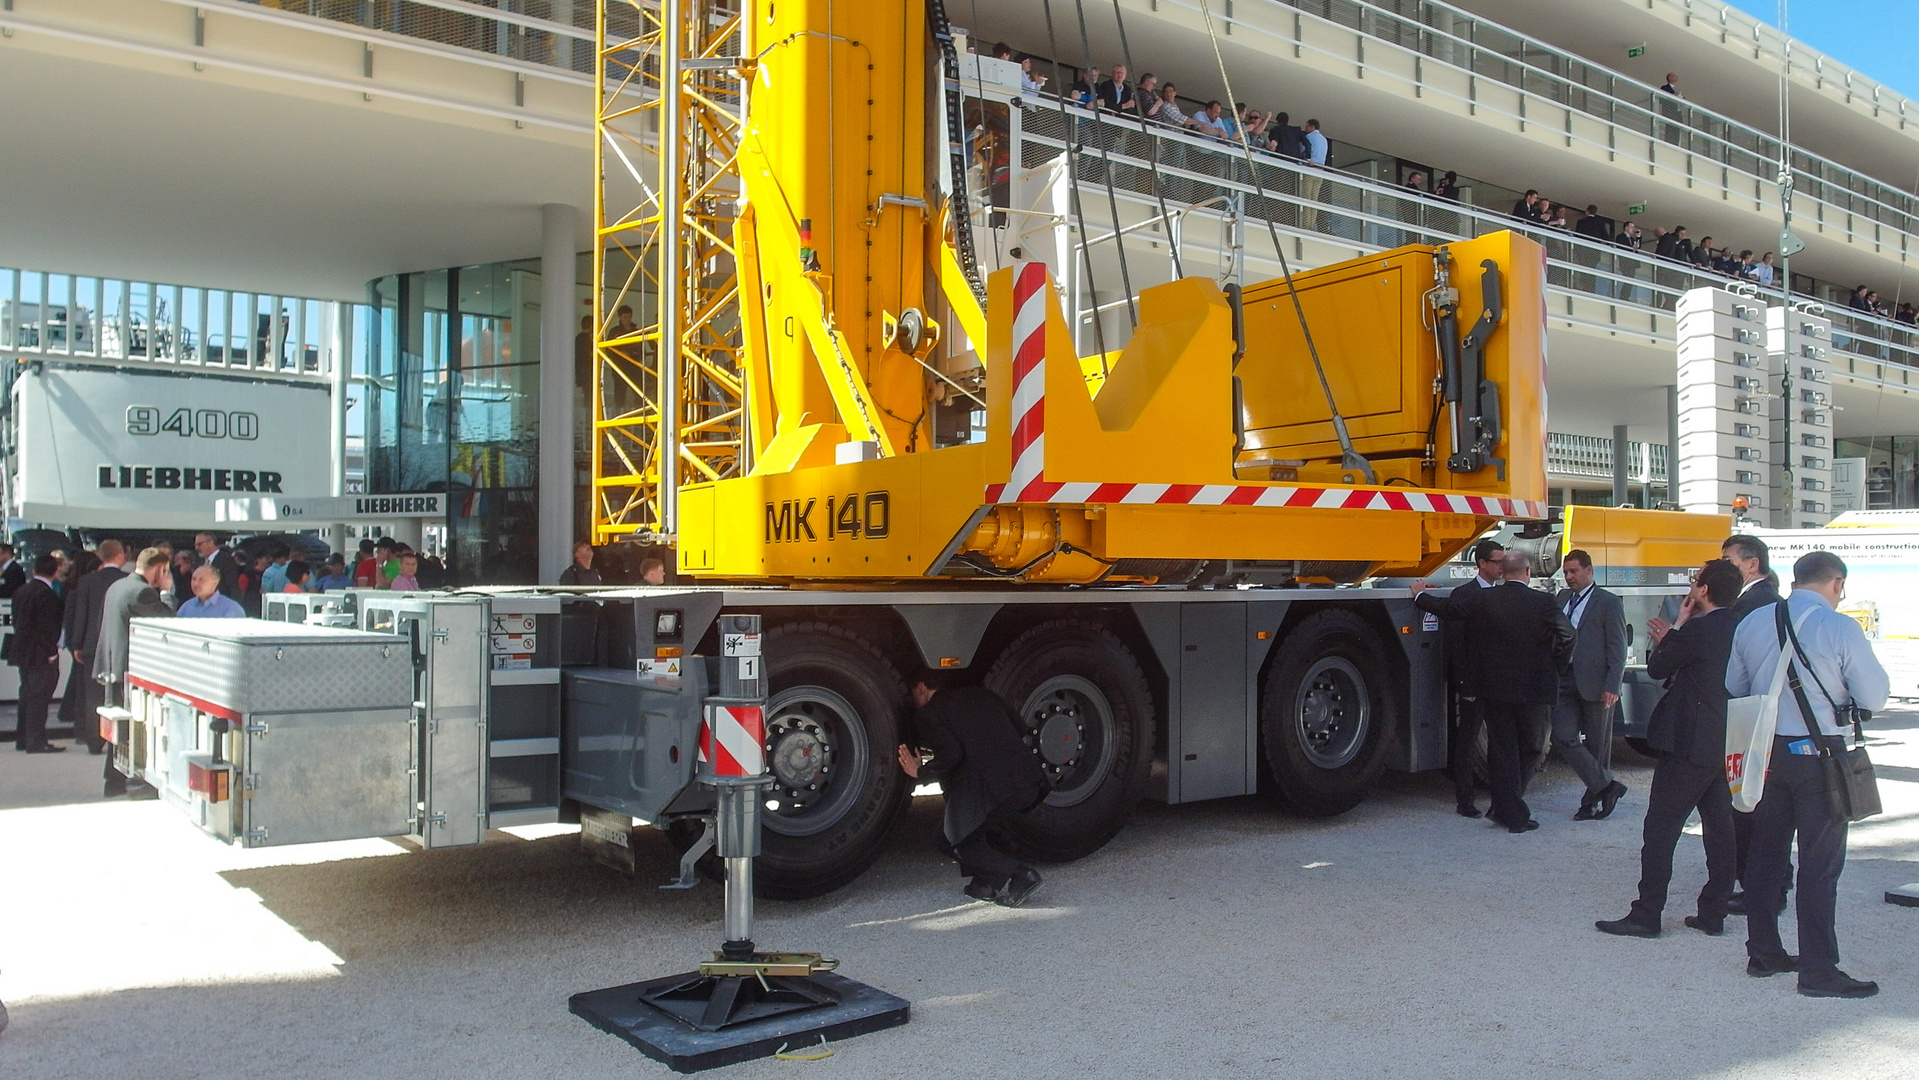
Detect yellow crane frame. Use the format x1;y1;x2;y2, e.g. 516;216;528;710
593;0;746;541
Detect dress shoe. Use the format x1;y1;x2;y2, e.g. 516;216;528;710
964;879;1006;903
1747;953;1799;978
1455;803;1483;819
1593;780;1628;820
1573;803;1595;821
25;744;67;754
1596;915;1660;938
1506;817;1540;834
1684;915;1724;936
1725;892;1748;915
999;867;1044;908
1798;971;1878;999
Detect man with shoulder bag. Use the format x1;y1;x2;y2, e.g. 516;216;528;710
1724;551;1888;998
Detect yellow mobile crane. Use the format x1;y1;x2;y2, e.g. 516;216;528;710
115;3;1723;914
585;0;1571;897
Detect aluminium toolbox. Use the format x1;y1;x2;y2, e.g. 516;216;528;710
125;618;414;847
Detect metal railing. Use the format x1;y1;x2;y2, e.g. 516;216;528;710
1147;0;1919;254
239;0;598;75
0;267;341;380
1548;432;1667;484
1658;0;1916;126
1014;104;1919;373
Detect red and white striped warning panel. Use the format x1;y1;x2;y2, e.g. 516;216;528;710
983;480;1547;518
699;704;766;778
986;261;1547;520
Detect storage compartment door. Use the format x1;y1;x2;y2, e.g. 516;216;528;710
241;708;412;847
421;602;488;848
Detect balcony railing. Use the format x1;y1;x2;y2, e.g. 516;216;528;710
1010;104;1919;375
1147;0;1919;255
0;267;342;381
1548;432;1667;485
1655;0;1916;127
233;0;599;75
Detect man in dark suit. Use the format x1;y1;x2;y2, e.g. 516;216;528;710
0;542;23;598
898;671;1047;905
62;540;126;753
1555;548;1629;819
1414;550;1576;833
9;554;67;753
1720;533;1782;914
1442;540;1508;817
94;547;176;796
1597;558;1743;938
193;532;242;602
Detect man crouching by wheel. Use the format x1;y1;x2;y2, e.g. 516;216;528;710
898;670;1047;907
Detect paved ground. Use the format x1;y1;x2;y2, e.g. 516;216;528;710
3;708;1919;1078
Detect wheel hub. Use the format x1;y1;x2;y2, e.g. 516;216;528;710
1293;657;1369;770
1016;674;1117;808
769;720;833;795
759;685;869;837
1037;710;1083;767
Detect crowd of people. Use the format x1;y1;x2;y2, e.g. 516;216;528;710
989;45;1913;325
991;46;1336;167
1406;533;1888;999
898;525;1889;994
0;532;446;766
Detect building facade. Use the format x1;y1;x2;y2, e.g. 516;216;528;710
5;0;1919;567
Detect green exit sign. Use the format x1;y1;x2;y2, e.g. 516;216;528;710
1628;202;1648;215
1627;44;1647;58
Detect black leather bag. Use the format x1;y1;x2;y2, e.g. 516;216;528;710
1780;605;1882;823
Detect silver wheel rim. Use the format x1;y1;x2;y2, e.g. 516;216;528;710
1018;674;1117;808
1293;657;1369;770
761;685;869;837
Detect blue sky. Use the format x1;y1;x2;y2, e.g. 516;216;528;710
1724;0;1919;99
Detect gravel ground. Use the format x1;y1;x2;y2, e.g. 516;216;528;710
3;710;1918;1079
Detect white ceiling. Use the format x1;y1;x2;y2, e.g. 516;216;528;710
0;45;596;301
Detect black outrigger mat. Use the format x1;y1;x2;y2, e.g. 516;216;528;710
570;971;909;1072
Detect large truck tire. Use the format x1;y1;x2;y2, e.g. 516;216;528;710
754;622;912;900
1259;610;1394;817
983;621;1155;863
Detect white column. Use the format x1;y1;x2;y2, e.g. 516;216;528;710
540;204;578;585
330;302;353;553
1675;288;1770;517
1768;307;1835;526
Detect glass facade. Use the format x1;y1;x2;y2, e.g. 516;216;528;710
1836;438;1919;512
366;258;572;585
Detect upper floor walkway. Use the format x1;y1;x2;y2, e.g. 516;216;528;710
979;0;1919;295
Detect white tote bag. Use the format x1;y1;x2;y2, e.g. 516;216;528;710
1725;605;1814;812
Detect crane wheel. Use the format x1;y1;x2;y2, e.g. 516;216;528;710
752;622;912;900
983;620;1154;863
1259;610;1395;817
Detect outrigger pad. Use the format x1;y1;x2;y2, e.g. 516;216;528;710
570;971;909;1072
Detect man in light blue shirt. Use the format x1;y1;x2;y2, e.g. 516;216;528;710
178;566;246;619
1724;550;1888;998
260;543;291;594
1303;119;1328;165
1299;119;1330;231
